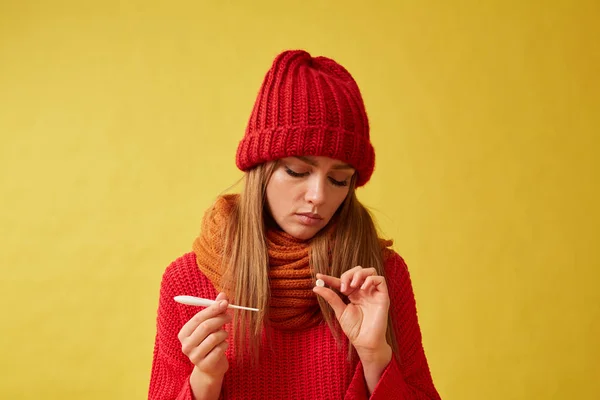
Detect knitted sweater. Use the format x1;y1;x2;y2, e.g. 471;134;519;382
149;251;440;399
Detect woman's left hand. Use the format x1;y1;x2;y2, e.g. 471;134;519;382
313;266;391;359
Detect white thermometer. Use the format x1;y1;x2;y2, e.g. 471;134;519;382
174;295;260;312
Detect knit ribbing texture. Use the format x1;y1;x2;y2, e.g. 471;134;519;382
149;251;441;399
192;194;323;329
236;50;375;187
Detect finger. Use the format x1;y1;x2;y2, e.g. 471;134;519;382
198;340;229;370
316;273;341;290
185;313;232;348
187;329;229;365
349;267;377;289
215;292;228;302
360;275;387;292
313;286;347;319
179;297;229;339
339;266;364;293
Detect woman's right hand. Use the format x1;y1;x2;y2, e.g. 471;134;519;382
178;292;232;384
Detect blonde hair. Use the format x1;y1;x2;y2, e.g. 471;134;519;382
220;162;399;363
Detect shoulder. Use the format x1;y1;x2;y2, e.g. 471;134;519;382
161;252;200;285
382;248;409;278
381;247;416;297
160;252;216;298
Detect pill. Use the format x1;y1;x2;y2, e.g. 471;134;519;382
316;279;325;287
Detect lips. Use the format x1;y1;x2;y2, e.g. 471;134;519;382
295;212;323;226
296;212;322;220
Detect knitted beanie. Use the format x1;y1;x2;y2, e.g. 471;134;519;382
235;50;375;187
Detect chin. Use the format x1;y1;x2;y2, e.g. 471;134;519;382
286;225;321;241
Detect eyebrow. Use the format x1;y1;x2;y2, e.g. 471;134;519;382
295;156;354;170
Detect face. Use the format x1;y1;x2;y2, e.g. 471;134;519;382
265;156;356;240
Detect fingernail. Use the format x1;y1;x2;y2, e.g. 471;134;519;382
341;282;346;292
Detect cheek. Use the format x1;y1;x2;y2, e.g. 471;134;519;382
266;172;294;217
326;188;349;216
265;180;279;212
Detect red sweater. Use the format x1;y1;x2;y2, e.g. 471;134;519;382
149;252;440;399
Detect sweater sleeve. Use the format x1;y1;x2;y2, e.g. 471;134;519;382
148;260;195;400
344;252;441;400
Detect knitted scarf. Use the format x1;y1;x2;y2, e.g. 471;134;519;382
192;194;394;330
192;194;323;330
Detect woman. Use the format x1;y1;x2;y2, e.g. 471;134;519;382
149;50;440;399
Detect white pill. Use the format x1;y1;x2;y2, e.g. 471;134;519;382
316;279;325;287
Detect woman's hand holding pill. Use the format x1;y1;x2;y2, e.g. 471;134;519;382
178;292;231;399
313;266;392;392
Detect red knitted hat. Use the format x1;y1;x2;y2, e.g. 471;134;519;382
236;50;375;187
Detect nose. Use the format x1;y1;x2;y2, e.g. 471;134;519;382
304;175;326;207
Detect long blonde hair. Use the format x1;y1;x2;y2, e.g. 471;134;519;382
219;162;399;363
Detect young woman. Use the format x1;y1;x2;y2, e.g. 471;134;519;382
149;49;440;400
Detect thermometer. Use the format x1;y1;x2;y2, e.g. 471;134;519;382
174;295;260;312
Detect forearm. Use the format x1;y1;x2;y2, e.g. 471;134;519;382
189;367;223;400
358;344;393;395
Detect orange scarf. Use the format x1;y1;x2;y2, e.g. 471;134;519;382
192;194;323;330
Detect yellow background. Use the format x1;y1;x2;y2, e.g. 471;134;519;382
1;1;598;399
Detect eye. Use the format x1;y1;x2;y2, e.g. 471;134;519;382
328;177;349;187
285;166;308;178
